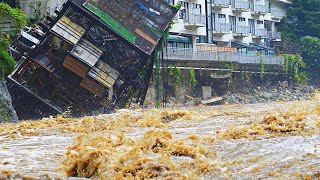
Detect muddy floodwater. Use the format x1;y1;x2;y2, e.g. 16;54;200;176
0;98;320;179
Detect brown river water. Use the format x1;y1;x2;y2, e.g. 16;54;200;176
0;97;320;179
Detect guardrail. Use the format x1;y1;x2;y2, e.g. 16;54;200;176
163;48;284;65
235;25;250;34
268;31;281;39
271;8;286;17
213;0;230;6
231;0;249;9
254;28;268;37
253;4;267;14
214;23;230;33
184;13;206;26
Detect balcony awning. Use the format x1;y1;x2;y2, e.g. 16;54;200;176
250;43;274;50
167;35;189;43
231;41;256;49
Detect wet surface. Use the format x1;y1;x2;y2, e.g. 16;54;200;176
0;100;319;179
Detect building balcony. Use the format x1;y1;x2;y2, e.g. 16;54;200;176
233;25;250;37
251;4;267;15
213;23;230;35
253;28;268;38
212;0;230;8
271;8;286;19
268;31;281;40
231;0;249;12
183;13;206;28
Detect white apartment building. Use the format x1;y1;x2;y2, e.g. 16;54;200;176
167;0;291;52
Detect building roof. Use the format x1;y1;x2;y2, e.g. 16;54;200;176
69;0;177;55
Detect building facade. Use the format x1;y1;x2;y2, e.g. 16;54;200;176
167;0;290;50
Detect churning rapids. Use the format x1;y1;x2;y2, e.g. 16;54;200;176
0;94;320;179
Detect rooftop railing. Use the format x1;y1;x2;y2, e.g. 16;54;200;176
163;47;284;65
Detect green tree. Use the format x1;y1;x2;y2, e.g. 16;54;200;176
0;2;27;78
0;2;27;36
278;0;320;72
0;39;15;78
299;36;320;71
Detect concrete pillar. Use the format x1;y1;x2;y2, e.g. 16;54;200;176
192;35;197;50
202;86;212;100
177;85;186;102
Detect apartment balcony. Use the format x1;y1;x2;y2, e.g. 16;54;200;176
271;8;286;19
213;23;230;35
212;0;230;8
251;4;267;15
231;0;249;12
233;25;250;37
252;28;268;38
268;31;281;40
183;13;206;28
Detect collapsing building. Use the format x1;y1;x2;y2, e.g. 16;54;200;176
8;0;177;119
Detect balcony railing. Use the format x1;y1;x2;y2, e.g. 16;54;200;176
234;25;250;35
271;8;286;18
252;4;267;14
212;0;230;7
254;28;268;37
231;0;249;10
163;47;284;65
268;31;281;40
214;23;230;33
183;13;206;27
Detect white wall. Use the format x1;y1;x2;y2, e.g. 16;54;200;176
169;0;290;46
170;0;207;36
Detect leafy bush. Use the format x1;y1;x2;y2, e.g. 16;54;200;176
0;39;15;78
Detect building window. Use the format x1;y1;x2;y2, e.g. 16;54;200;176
249;19;255;33
257;20;264;24
179;2;189;19
165;0;174;5
218;14;226;23
196;36;207;43
192;3;201;13
229;16;236;31
239;17;245;22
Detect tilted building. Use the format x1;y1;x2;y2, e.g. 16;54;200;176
8;0;177;119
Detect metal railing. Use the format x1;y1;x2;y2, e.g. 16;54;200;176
268;31;281;39
234;25;250;34
212;0;230;6
254;28;268;37
214;23;230;33
253;4;267;14
231;0;249;9
183;13;206;26
163;47;284;65
271;8;286;17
